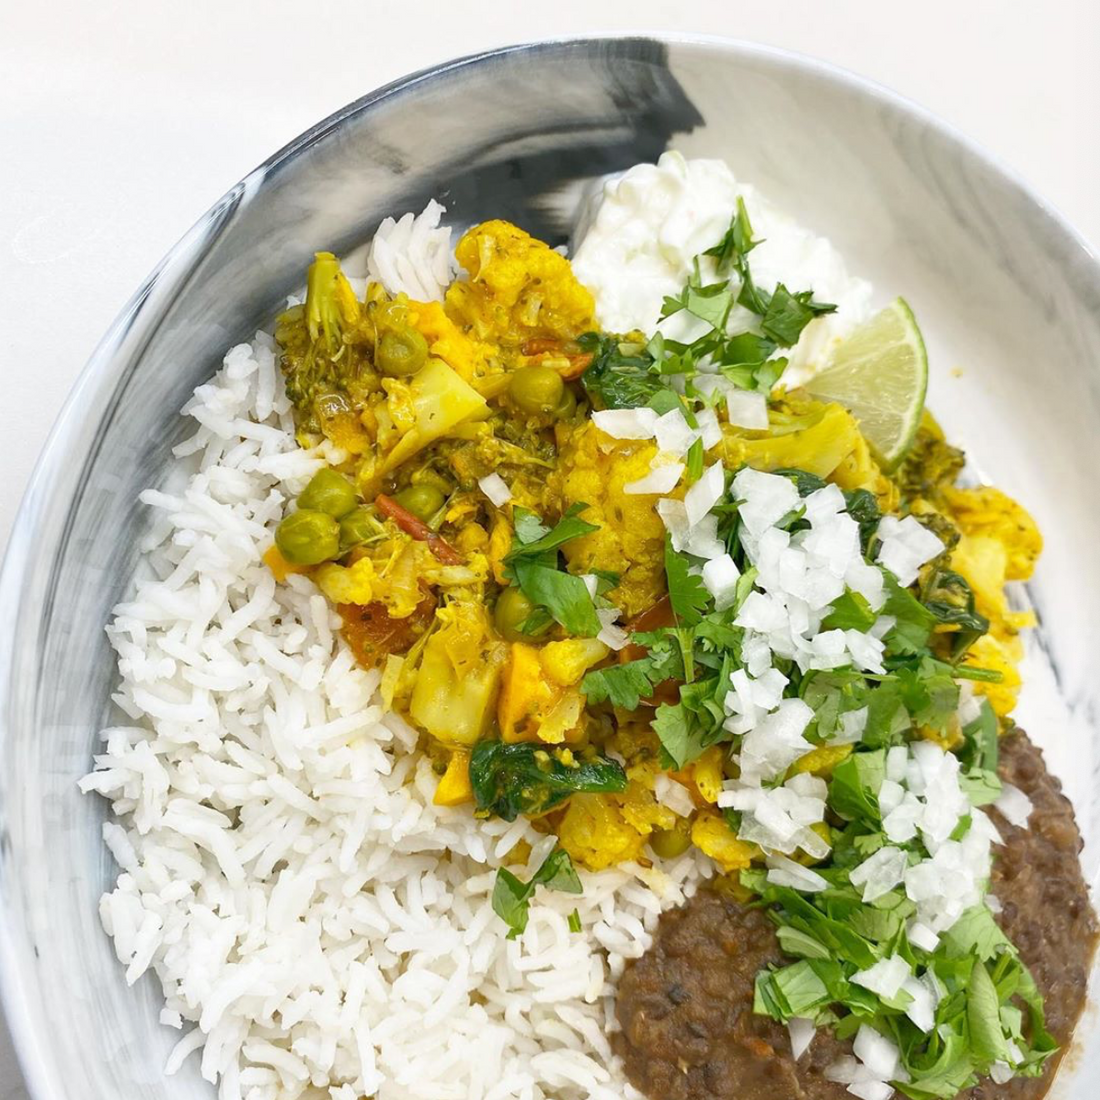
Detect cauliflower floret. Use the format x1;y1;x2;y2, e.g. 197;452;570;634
539;638;610;687
691;811;755;873
553;420;669;617
445;220;596;345
407;299;488;382
559;794;646;871
943;485;1042;581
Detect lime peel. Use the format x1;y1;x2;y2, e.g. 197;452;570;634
802;298;928;470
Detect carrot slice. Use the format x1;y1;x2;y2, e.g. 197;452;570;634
375;494;462;565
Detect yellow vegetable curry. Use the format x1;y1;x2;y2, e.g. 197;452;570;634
266;219;1041;879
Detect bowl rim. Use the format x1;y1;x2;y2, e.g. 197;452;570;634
2;32;1099;1100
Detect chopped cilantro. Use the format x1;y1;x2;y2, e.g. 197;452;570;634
491;846;582;938
504;504;602;636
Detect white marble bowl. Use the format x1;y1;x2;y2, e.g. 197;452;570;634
0;36;1096;1100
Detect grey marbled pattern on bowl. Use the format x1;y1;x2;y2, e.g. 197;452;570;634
0;35;1096;1100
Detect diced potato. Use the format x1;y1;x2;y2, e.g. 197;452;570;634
553;422;668;618
454;522;489;554
691;811;755;873
433;749;474;806
539;638;609;687
409;604;506;746
559;794;645;871
536;691;586;745
690;746;725;804
381;359;489;474
965;633;1024;718
498;643;585;744
950;534;1009;624
407;300;484;382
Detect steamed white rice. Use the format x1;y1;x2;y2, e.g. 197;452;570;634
79;330;715;1100
81;177;870;1100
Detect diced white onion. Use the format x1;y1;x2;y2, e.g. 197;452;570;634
787;1017;816;1061
726;389;769;429
849;846;908;902
851;955;911;1000
653;774;695;818
766;854;828;893
623;461;684;495
684;461;725;526
902;974;938;1033
906;920;940;952
994;782;1033;828
696;406;723;449
592;407;658;439
875;515;943;587
702;554;740;611
654;408;697;456
595;608;629;651
853;1025;900;1080
477;473;512;506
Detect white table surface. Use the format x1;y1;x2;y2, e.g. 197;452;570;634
1;0;1097;1093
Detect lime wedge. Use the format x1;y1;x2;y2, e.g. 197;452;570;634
803;298;928;470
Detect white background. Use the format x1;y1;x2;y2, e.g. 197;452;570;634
1;0;1097;1093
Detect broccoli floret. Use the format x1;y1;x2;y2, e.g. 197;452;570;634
276;252;374;434
306;251;360;353
893;420;965;505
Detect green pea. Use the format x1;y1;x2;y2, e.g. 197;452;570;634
339;507;380;551
298;467;358;518
554;384;578;420
494;585;547;643
377;328;429;377
393;484;446;522
275;509;341;565
649;824;692;860
509;365;564;414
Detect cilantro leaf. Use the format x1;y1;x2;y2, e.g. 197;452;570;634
967;961;1010;1069
491;845;583;938
704;196;758;274
664;536;710;627
513;508;550;546
505;503;598;561
958;699;999;773
581;658;660;710
829;749;887;822
504;505;602;636
881;575;938;656
761;283;837;347
941;905;1010;962
509;560;601;636
823;591;877;633
652;702;709;770
577;333;665;409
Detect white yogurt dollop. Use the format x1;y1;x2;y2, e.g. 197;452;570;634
572;151;738;334
571;150;874;385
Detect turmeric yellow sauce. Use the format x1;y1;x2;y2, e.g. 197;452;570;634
264;218;1041;880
